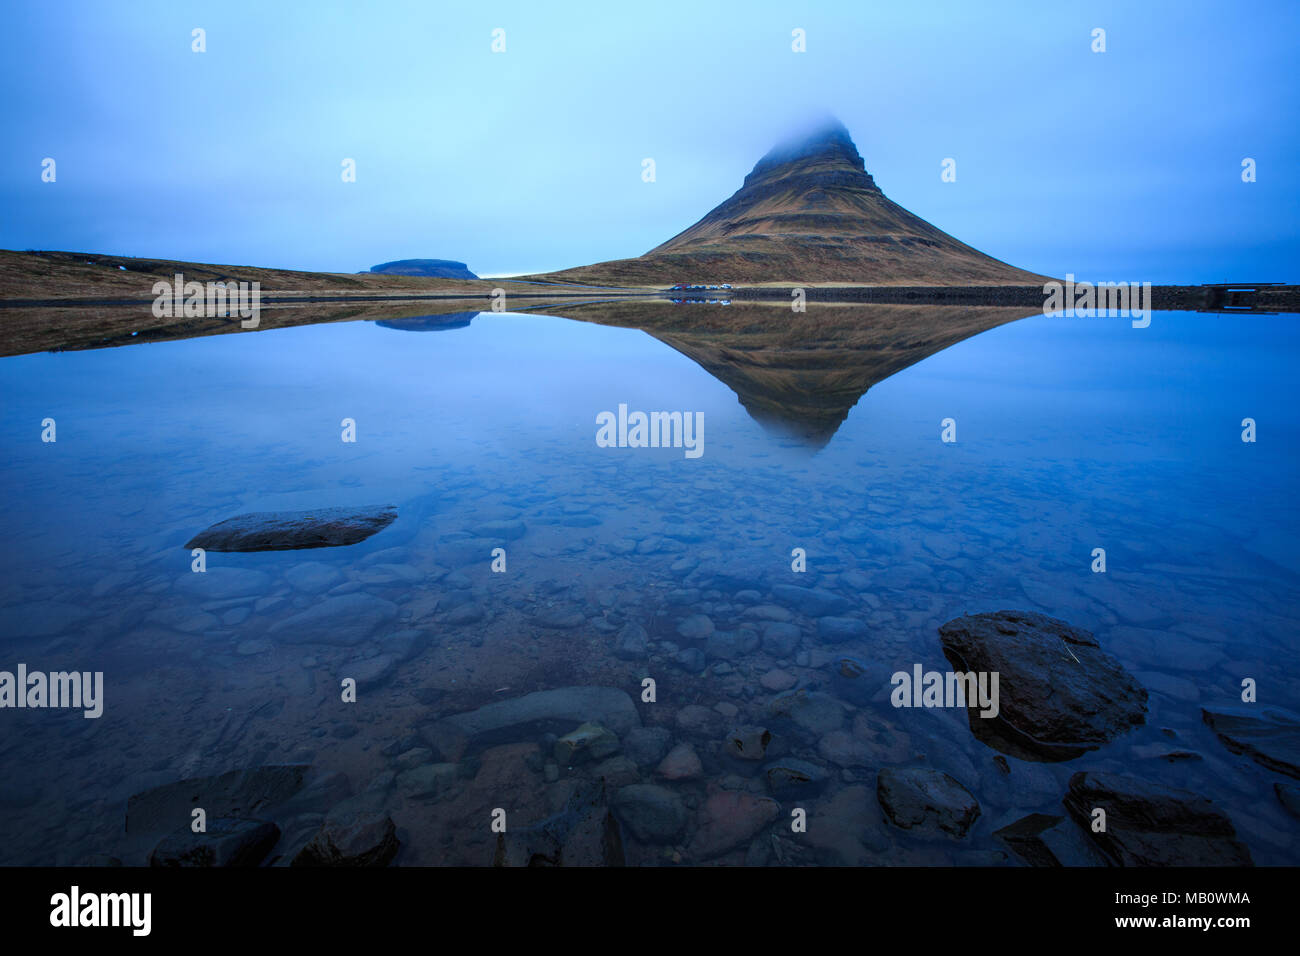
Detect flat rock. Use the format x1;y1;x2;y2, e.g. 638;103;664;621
423;686;640;761
186;505;397;552
761;622;802;658
284;562;344;594
993;812;1108;867
476;518;527;541
613;785;688;844
677;614;714;640
615;622;649;660
771;584;850;617
688;790;780;859
346;654;398;691
150;818;280;867
762;758;829;799
1201;704;1300;779
624;727;673;767
1063;771;1252;866
531;606;586;629
0;601;93;640
877;768;981;839
174;568;272;600
397;763;458;799
817;616;868;643
269;592;399;645
768;689;846;735
126;765;312;837
938;610;1147;761
760;668;798;692
657;742;703;780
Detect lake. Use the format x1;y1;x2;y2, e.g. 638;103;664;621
0;302;1296;865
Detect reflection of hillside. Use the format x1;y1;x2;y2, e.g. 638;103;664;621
2;299;546;356
375;312;479;332
527;300;1034;448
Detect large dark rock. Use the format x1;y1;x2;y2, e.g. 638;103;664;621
292;808;400;867
938;610;1147;761
185;505;397;552
1202;705;1300;780
992;812;1108;867
126;765;312;837
150;818;280;867
877;768;981;839
1063;771;1252;866
369;259;478;279
494;779;624;866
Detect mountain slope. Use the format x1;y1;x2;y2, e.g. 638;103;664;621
532;119;1048;286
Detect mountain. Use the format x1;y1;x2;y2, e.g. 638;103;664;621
531;118;1048;287
370;259;478;279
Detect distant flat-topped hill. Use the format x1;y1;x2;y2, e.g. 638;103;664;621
530;118;1049;287
369;259;479;279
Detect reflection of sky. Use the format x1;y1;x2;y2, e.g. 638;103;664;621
1;308;1295;520
1;1;1296;282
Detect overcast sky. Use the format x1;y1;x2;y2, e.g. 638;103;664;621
2;0;1296;282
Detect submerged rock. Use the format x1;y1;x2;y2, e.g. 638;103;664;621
423;686;640;761
688;789;780;859
293;809;400;867
876;768;981;839
1201;704;1300;779
268;592;399;646
624;727;673;767
494;779;624;866
615;622;649;660
1062;771;1252;866
657;742;703;781
284;561;344;594
174;567;272;600
938;610;1147;761
150;818;279;867
725;726;772;761
992;812;1107;867
762;758;829;799
613;785;688;844
126;765;312;837
555;722;621;764
771;584;850;617
185;505;397;552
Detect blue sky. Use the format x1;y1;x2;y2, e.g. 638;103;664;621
1;0;1296;282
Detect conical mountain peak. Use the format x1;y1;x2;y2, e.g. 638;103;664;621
745;116;869;186
532;118;1047;286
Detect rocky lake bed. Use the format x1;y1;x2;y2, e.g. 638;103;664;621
1;309;1297;867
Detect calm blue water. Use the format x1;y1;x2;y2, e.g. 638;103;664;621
0;306;1297;865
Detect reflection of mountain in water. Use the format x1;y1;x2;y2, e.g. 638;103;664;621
374;312;480;333
526;300;1034;448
